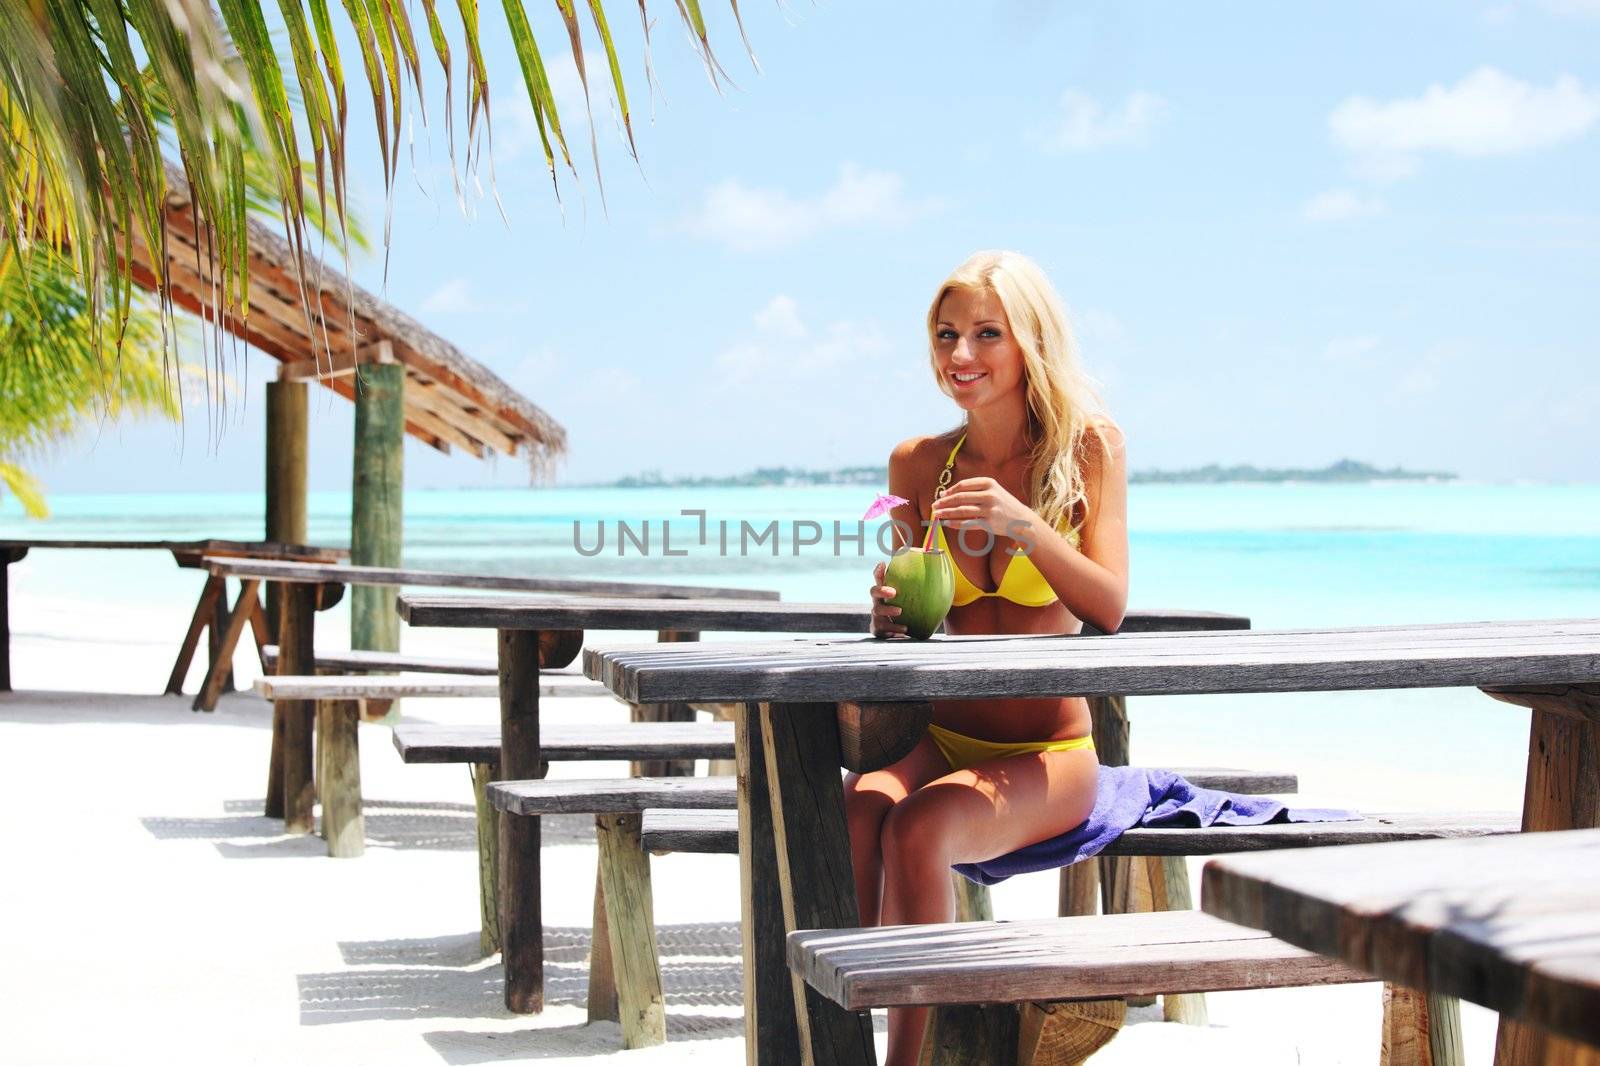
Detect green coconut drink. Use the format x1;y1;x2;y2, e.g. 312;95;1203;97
885;547;955;640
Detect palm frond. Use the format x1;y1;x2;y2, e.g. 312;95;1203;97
3;2;760;356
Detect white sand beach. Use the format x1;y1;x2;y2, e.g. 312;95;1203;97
1;586;1518;1065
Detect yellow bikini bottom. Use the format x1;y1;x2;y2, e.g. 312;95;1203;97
926;723;1096;772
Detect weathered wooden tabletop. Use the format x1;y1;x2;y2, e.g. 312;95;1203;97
586;617;1600;704
397;593;862;632
210;556;780;601
585;616;1600;1066
1;538;344;566
1203;829;1600;1052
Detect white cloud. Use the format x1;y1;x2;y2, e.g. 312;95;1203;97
676;164;943;252
1036;90;1167;153
421;277;479;313
752;295;806;339
1329;67;1600;180
716;297;891;386
1302;188;1385;222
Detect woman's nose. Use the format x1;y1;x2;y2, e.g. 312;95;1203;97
950;337;976;364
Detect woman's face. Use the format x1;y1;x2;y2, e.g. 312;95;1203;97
933;286;1027;411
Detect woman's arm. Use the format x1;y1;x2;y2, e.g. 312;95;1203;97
930;426;1129;633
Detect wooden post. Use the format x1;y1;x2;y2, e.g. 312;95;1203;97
0;547;21;691
737;702;801;1065
317;700;364;857
471;762;502;957
596;812;666;1048
587;864;619;1023
498;627;543;1014
761;702;876;1065
1382;984;1464;1066
632;630;700;777
279;582;317;834
952;874;993;922
350;355;404;658
1480;685;1600;1066
264;377;308;637
1148;857;1207;1025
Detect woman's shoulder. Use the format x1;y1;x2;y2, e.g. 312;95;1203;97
1077;418;1127;465
888;430;962;476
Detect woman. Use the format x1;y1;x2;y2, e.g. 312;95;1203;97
855;250;1129;1064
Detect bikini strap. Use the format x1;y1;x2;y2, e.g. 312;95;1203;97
936;432;966;499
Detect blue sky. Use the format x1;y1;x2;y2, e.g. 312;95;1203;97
29;0;1600;493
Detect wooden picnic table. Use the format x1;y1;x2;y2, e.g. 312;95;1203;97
0;538;344;694
585;618;1600;1066
1203;829;1600;1064
205;558;787;855
399;596;1248;1024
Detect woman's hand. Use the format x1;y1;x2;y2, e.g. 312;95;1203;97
930;477;1035;541
869;561;907;639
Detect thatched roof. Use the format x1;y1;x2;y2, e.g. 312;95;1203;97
123;164;566;474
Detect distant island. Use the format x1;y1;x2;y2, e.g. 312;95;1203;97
603;458;1456;488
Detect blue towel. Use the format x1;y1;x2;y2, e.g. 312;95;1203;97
954;765;1358;886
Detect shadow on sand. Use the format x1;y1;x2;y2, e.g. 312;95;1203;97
299;925;748;1054
141;801;599;856
0;688;271;728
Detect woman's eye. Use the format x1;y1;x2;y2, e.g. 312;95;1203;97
936;329;957;340
979;328;1001;339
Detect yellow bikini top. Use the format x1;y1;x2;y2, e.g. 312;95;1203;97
933;432;1077;608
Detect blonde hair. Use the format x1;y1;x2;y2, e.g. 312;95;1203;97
926;250;1111;536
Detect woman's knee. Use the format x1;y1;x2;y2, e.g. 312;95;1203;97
879;794;957;874
843;773;901;843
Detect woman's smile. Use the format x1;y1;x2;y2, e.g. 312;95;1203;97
950;370;988;389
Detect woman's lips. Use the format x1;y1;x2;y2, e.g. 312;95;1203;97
950;371;986;389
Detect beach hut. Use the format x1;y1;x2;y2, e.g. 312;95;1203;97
121;163;567;654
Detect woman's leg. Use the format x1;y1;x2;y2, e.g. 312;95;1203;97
877;747;1100;1066
841;736;952;925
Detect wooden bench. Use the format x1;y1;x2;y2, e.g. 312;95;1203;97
393;721;736;957
786;809;1523;1065
260;645;498;675
249;670;626;857
787;911;1375;1065
636;807;1521;855
480;768;1319;1051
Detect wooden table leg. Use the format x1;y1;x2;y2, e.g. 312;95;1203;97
632;630;701;777
1482;685;1600;1066
737;703;802;1064
472;762;502;957
761;701;876;1066
499;627;544;1014
192;579;262;712
278;583;317;834
0;547;25;692
317;699;364;857
166;574;226;695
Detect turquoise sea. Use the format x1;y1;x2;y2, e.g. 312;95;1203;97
7;481;1597;625
5;482;1597;809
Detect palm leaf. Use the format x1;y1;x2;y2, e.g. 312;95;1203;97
2;0;767;397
